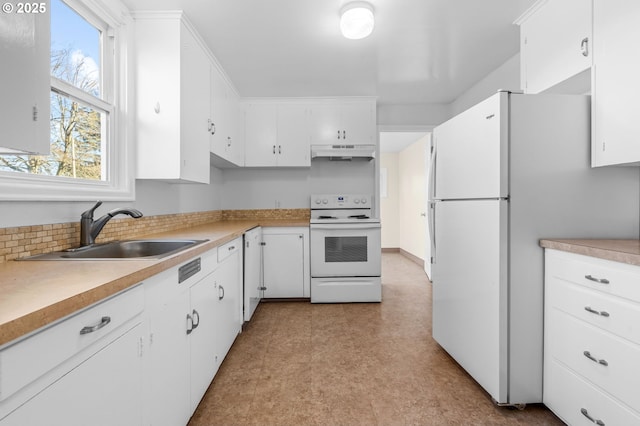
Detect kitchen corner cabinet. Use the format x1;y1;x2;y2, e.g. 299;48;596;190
262;227;310;298
134;12;210;183
591;0;640;166
308;99;376;145
0;1;50;154
244;103;310;167
210;65;244;167
543;249;640;424
0;285;145;425
516;0;591;95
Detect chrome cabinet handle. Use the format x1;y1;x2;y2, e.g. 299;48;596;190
80;316;111;335
192;309;200;330
210;122;216;135
343;130;346;139
581;37;589;57
273;145;276;154
584;306;610;317
186;313;193;335
258;286;267;291
218;285;225;300
278;145;281;154
337;130;341;139
583;350;608;366
228;245;235;251
581;408;605;425
585;275;609;284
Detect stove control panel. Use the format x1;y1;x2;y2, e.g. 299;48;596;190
311;194;372;209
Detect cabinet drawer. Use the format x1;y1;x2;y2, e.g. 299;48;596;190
546;249;640;303
218;238;241;263
544;358;640;425
548;307;640;411
548;277;640;345
0;284;143;402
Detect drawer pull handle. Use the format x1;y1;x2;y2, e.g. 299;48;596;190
583;350;608;366
585;275;610;285
218;285;225;300
80;316;111;335
192;309;200;330
584;306;610;317
228;246;235;251
581;408;605;425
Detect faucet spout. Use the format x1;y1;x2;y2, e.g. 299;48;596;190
79;201;143;247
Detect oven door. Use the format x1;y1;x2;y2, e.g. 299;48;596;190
310;222;381;277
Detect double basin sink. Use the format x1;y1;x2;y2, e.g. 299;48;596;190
22;239;208;260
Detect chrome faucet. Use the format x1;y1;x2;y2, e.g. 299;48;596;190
80;201;143;247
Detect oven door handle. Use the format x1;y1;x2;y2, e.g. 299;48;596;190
311;223;381;231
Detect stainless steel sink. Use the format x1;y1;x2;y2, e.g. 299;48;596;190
20;239;208;260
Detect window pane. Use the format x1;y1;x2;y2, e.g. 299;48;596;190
51;0;101;98
0;92;105;181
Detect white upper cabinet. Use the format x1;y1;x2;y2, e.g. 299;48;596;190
0;2;50;154
308;99;377;145
591;0;640;166
134;13;210;183
210;65;244;167
244;102;310;167
516;0;592;94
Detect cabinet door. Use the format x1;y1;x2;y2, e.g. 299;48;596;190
341;102;376;144
210;64;230;160
215;249;242;363
277;104;310;166
592;0;640;166
2;323;143;426
244;103;278;166
227;91;244;166
244;228;263;322
0;3;50;154
308;104;342;144
189;271;219;415
146;286;190;426
263;233;305;298
180;23;210;183
519;0;591;94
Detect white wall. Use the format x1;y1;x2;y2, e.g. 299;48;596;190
449;53;521;116
0;166;223;227
380;152;399;248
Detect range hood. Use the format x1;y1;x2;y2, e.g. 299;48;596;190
311;144;376;161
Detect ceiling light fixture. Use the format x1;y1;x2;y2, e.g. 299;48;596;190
340;1;375;40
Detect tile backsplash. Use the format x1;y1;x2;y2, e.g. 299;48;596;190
0;208;309;263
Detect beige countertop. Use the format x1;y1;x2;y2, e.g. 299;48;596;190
540;239;640;267
0;219;308;347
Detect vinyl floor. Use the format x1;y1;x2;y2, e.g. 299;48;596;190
189;252;563;425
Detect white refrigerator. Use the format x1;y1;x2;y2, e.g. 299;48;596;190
428;91;640;405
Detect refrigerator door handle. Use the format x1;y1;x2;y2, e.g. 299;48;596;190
428;138;437;203
428;201;436;264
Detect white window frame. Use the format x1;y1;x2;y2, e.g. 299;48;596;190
0;0;135;201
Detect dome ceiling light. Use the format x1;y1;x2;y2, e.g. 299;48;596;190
340;1;375;40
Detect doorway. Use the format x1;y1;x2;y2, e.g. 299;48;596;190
379;130;431;279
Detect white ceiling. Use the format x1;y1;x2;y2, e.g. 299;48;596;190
121;0;536;106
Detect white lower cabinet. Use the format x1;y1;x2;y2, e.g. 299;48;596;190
262;227;310;298
243;227;263;321
2;323;144;426
0;285;145;425
0;239;244;426
144;240;242;425
544;249;640;424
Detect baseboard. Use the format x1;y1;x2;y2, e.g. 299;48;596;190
399;249;424;268
381;247;400;253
